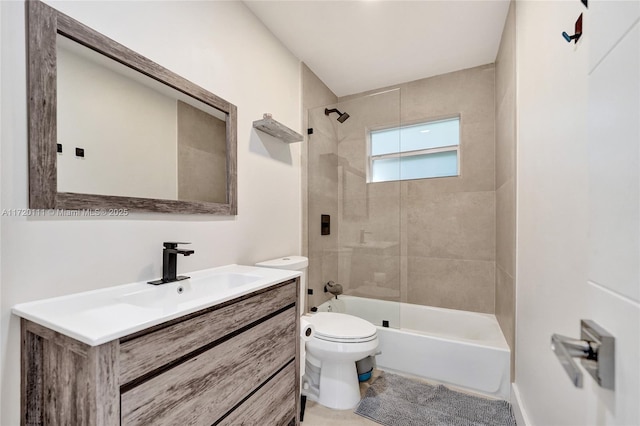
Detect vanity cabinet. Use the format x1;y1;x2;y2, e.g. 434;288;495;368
21;278;300;426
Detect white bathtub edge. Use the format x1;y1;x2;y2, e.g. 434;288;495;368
511;383;532;426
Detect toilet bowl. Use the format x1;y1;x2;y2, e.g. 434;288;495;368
303;312;378;410
256;256;378;410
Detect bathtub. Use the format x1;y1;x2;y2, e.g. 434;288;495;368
316;295;511;399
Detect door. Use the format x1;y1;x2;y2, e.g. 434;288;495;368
514;1;640;425
584;1;640;424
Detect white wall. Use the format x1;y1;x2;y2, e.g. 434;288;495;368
515;2;589;422
515;1;639;425
57;42;178;199
584;1;639;424
0;1;301;424
0;1;3;421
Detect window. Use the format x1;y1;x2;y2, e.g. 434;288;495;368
368;117;460;183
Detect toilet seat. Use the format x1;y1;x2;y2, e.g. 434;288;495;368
314;333;377;343
309;312;377;343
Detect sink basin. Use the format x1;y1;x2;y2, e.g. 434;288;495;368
12;265;300;346
117;273;262;310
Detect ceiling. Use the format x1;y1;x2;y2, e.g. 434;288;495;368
244;1;510;97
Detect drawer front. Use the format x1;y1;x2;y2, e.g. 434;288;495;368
216;361;297;426
121;307;296;426
120;279;296;384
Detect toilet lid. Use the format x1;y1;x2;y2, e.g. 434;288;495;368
308;312;377;342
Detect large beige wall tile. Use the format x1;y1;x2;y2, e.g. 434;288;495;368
366;196;402;243
495;89;516;189
405;191;495;261
455;71;496;126
347;252;401;301
460;119;496;191
177;101;227;203
308;153;338;197
338;90;401;133
303;64;338;109
495;2;516;108
496;178;516;276
303;64;337;260
401;65;495;126
177;146;226;203
368;181;401;199
308;193;338;258
337;137;367;173
322;249;339;286
401;117;496;197
307;256;322;309
336;89;401;176
495;265;515;380
340;162;367;201
406;256;495;313
494;0;516;381
307;254;337;309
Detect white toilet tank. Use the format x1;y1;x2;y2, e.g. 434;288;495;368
255;256;308;314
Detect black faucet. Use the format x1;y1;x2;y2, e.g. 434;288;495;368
148;242;195;285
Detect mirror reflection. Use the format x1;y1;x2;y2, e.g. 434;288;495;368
56;35;228;204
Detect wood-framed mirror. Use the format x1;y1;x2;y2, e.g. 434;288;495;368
27;0;237;215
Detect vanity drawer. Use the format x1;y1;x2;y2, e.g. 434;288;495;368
217;361;296;426
119;279;297;384
120;307;296;426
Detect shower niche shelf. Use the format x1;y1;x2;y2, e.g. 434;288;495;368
253;114;303;143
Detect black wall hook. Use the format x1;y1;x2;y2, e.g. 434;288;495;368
563;13;583;44
562;31;582;43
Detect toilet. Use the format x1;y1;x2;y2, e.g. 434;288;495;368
303;312;378;409
256;255;379;410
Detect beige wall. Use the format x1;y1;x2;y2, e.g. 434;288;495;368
495;1;516;380
177;101;227;203
335;90;402;303
302;64;338;310
335;64;496;313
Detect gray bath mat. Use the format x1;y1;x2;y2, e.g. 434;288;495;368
355;372;517;426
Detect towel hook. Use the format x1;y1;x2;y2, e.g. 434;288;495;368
562;13;583;44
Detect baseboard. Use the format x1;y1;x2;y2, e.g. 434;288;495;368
511;383;532;426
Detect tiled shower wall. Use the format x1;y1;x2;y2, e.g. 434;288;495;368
302;64;339;311
335;90;402;303
338;64;497;314
304;64;497;314
494;1;517;378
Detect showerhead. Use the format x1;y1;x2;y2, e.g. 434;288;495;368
324;108;350;123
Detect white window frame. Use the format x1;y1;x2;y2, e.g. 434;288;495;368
367;116;461;183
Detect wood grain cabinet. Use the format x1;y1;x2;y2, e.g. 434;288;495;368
21;278;300;426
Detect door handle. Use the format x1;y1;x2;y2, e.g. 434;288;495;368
551;320;615;390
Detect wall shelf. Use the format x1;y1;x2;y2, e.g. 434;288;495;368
253;114;303;144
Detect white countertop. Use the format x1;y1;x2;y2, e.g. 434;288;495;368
12;264;300;346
